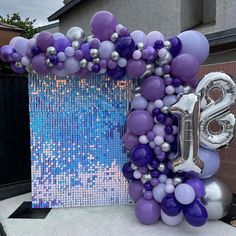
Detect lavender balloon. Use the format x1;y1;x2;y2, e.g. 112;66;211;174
98;41;115;59
135;197;161;225
90;11;117;41
174;183;195;205
161;210;183;226
178;30;209;64
146;31;164;47
128;181;143;201
130;30;147;46
199;146;220;179
0;45;14;62
127;110;153;135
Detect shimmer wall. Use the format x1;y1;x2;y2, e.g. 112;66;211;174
29;74;135;208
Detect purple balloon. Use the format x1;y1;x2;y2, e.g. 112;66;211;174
171;53;199;82
98;40;115;59
135;197;161;225
178;30;209;64
161;210;183;226
115;36;135;58
53;37;71;52
161;194;182;216
126;59;146;78
131;144;153;167
185;178;205;198
14;38;29;56
128;181;144;201
10;63;25;74
199;146;220;179
146;31;164;47
122;161;135;180
80;43;91;61
31;53;49;74
12;53;21;62
127;110;153;135
107;66;126;80
90;11;117;41
183;200;208;227
167;36;182;57
122;132;139;150
36;31;54;52
141;76;166;101
0;45;14;62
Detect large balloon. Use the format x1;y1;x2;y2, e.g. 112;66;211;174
36;31;54;52
146;31;164;47
53;37;71;52
98;41;115;59
161;210;183;226
130;30;147;46
90;11;117;41
171;53;199;82
126;59;146;78
135;197;161;225
14;38;29;56
178;30;209;64
31;53;49;74
202;177;232;220
199;146;220;179
128;181;143;202
66;26;85;42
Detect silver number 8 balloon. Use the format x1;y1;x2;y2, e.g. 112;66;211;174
170;72;236;173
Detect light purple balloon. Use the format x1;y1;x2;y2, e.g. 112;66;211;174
199;146;220;179
135;197;161;225
174;183;195;205
127;110;153;135
36;31;54;52
52;68;67;77
14;38;29;56
128;181;144;201
53;32;66;40
153;183;167;203
130;30;147;46
31;53;49;74
27;38;37;49
178;30;209;64
126;59;146;78
146;31;164;47
141;76;166;101
153;124;166;137
0;45;14;62
98;41;115;59
9;36;23;47
122;132;139;150
171;53;199;81
161;210;183;226
90;11;117;41
58;52;67;62
64;57;80;74
132;95;148;110
65;47;75;57
163;95;177;107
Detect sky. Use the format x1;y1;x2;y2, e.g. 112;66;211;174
0;0;64;26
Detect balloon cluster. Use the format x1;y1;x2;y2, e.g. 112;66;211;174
0;11;233;227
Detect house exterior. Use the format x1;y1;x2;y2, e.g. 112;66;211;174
48;0;236;193
39;22;59;34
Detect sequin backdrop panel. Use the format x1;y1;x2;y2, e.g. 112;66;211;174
29;74;135;208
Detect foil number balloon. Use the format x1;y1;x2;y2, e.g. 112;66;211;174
196;72;236;150
170;72;236;173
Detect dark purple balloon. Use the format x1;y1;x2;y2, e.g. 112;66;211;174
49;55;59;65
92;63;100;73
183;200;208;227
128;181;143;202
116;36;135;58
141;76;165;101
53;37;71;52
80;43;91;61
90;11;117;41
167;36;182;57
107;66;126;80
135;197;161;225
144;182;153;191
127;110;153;135
12;53;21;62
122;161;135;180
151;170;160;178
171;53;199;82
165;125;173;134
131;144;153;167
31;46;41;56
161;194;182;216
185;178;205;198
36;31;54;52
154;40;164;49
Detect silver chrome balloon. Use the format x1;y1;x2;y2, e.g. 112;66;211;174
137;42;144;50
72;40;80;49
196;72;236;150
111;51;120;61
170;93;204;173
90;48;99;58
66;26;86;42
46;46;57;56
111;32;119;42
79;59;87;68
202;176;232;220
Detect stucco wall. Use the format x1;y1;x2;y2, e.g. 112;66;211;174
59;0;181;38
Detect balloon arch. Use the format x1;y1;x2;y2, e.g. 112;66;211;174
0;11;234;227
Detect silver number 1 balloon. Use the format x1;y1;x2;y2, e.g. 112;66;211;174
170;93;204;173
196;72;236;150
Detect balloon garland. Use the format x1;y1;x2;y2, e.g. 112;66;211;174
0;11;235;227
